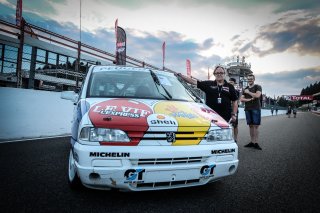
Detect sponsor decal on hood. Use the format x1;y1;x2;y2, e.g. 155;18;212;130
87;99;229;146
89;99;153;129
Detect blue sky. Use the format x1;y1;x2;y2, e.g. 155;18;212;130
0;0;320;96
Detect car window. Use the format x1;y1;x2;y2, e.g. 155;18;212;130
87;69;195;102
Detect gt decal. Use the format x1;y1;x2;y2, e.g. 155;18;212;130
200;164;216;177
124;169;145;183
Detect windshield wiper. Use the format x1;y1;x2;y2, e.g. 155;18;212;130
149;70;172;100
176;74;204;103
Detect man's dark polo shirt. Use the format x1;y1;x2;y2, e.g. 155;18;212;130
197;80;238;121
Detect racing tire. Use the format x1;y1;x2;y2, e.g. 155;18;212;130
68;149;82;189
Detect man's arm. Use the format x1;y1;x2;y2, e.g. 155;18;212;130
244;89;261;98
231;100;238;116
176;73;197;85
243;85;262;98
240;94;254;102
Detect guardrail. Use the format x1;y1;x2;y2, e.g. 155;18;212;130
0;19;175;72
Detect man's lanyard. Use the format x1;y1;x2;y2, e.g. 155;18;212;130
217;85;222;97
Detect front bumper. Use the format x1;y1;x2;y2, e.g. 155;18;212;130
72;142;239;191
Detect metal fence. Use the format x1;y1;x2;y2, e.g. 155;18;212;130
0;18;179;91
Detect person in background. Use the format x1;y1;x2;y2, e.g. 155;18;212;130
228;78;240;143
275;107;278;115
271;107;274;116
287;106;292;118
177;66;238;125
240;74;262;150
293;106;297;118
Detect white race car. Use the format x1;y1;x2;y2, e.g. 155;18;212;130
61;65;238;191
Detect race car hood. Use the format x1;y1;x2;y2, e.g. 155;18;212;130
86;98;229;129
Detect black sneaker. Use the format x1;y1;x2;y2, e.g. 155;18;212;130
253;143;262;150
244;142;254;148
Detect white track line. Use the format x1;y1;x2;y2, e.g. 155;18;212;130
0;135;71;144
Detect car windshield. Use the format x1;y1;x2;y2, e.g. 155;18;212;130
87;69;195;102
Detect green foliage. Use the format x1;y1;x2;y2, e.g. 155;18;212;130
300;81;320;95
277;96;289;107
299;81;320;106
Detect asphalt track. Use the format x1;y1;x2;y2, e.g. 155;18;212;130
0;112;319;213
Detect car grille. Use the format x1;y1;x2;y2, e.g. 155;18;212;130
140;131;205;141
130;156;208;166
135;179;200;189
126;129;208;145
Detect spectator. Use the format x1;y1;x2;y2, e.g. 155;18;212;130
177;66;238;125
287;106;292;118
293;106;297;118
240;74;262;150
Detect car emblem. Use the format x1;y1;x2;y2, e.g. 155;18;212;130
166;132;176;143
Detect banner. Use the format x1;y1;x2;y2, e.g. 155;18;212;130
283;95;313;101
16;0;22;26
115;18;118;44
162;41;166;69
115;19;126;65
186;59;191;77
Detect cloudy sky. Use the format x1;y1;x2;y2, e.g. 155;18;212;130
1;0;320;96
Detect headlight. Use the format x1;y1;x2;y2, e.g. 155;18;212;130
79;127;130;142
206;128;233;142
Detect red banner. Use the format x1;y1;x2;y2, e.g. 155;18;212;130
16;0;22;26
186;59;191;77
114;19;126;65
283;95;313;101
115;19;118;42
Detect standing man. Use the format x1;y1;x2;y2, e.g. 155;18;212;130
228;78;240;143
178;66;238;125
240;74;262;150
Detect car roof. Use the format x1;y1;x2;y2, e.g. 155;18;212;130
91;65;174;76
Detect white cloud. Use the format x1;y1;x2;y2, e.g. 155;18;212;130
249;52;320;74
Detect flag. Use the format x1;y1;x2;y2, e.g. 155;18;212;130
115;21;126;65
16;0;22;26
162;41;166;69
186;59;191;77
115;18;118;45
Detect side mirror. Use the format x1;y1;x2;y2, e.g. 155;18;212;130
61;91;78;103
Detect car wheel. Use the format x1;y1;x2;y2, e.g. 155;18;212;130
68;149;82;189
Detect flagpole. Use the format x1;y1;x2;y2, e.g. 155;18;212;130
162;41;165;70
80;0;82;42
